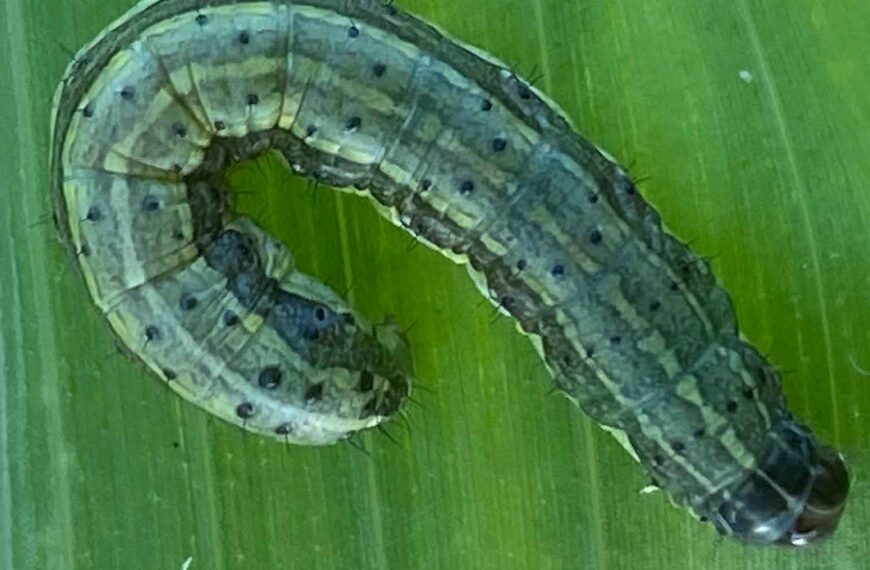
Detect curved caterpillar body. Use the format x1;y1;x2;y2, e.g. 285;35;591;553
51;0;848;546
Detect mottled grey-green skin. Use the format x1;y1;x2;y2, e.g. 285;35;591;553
51;0;847;544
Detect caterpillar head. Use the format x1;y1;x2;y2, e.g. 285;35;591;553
776;445;849;546
708;420;849;546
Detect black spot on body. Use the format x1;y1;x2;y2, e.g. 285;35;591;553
654;455;664;466
481;99;493;111
359;370;374;392
223;310;239;327
79;243;91;256
693;428;705;439
588;193;599;204
518;85;532;99
420;179;432;192
258;366;282;390
145;325;160;341
516;259;527;271
305;383;324;401
237;30;250;44
275;423;292;436
179;293;198;311
213;120;226;131
142;195;161;212
500;295;513;308
671;441;685;454
246;93;259;106
610;336;622;344
589;229;603;244
119;86;135;100
345;116;362;131
236;402;254;419
82;103;94;118
726;400;738;413
678;261;692;278
171;122;187;138
85;206;102;222
171;229;185;241
305;124;317;137
459;180;474;195
347;25;360;38
742;388;755;400
372;62;386;77
550;264;565;277
669;282;680;292
649;300;662;312
195;13;208;26
162;369;177;381
203;231;263;307
492;138;507;152
268;290;350;349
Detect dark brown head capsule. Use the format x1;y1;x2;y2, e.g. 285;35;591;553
776;446;849;546
701;419;848;547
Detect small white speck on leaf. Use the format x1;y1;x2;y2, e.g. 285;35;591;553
738;69;755;83
849;354;870;377
181;557;193;570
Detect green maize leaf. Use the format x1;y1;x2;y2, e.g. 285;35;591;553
1;1;868;568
